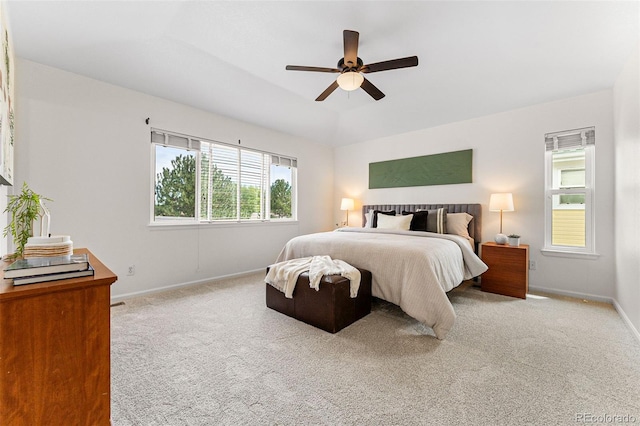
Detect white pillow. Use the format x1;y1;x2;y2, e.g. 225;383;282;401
446;213;473;239
363;209;374;228
377;213;413;230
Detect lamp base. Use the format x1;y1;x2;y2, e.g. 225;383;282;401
494;233;508;245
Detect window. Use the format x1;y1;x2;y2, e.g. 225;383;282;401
543;127;595;256
151;129;296;224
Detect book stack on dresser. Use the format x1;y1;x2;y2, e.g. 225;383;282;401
3;253;94;286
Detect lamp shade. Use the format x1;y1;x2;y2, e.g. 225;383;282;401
336;72;364;91
489;193;514;212
340;198;354;211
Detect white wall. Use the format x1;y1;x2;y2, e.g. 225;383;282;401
613;43;640;335
14;59;334;299
334;91;616;300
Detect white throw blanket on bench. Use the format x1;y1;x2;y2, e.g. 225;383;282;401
265;255;361;299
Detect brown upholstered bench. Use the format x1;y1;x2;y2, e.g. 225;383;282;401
266;268;372;333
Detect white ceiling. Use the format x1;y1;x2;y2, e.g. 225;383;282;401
6;1;639;147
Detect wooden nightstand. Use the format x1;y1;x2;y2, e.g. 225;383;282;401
480;242;529;299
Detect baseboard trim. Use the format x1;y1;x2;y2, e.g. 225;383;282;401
528;285;613;304
529;285;640;345
612;298;640;345
110;268;265;304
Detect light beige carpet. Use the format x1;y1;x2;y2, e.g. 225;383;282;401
110;273;640;425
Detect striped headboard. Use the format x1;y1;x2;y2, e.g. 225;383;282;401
362;203;482;249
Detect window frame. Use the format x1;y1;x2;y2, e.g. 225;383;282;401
543;127;597;258
150;129;297;226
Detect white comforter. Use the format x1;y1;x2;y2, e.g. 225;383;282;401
275;227;488;339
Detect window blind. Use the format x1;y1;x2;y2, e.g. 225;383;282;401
151;129;201;151
240;150;268;220
200;142;238;220
544;127;595;152
271;155;297;168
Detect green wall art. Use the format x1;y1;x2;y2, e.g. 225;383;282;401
369;149;472;189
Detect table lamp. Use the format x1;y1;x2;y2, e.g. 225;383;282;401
489;193;514;244
340;198;354;226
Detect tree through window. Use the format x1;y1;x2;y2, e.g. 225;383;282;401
151;129;296;223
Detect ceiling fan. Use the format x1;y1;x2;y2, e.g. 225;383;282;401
286;29;418;102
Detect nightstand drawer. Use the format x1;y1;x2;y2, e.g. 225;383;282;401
480;242;529;299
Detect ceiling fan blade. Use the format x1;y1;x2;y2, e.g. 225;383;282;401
360;77;385;101
343;30;359;68
315;80;340;101
286;65;341;73
361;56;419;73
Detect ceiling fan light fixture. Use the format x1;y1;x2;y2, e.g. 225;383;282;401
336;71;364;91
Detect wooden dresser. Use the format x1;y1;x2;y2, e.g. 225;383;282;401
0;248;117;425
480;242;529;299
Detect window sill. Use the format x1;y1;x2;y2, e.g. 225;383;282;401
148;220;299;230
540;248;600;260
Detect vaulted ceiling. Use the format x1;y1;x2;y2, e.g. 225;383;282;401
6;1;639;146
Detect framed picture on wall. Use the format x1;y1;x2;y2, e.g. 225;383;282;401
0;2;15;186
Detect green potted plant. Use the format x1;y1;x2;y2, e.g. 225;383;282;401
3;182;51;259
507;234;521;247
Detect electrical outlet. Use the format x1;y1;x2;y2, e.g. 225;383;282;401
127;265;136;276
529;260;536;270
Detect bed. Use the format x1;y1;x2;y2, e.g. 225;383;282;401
273;203;488;339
